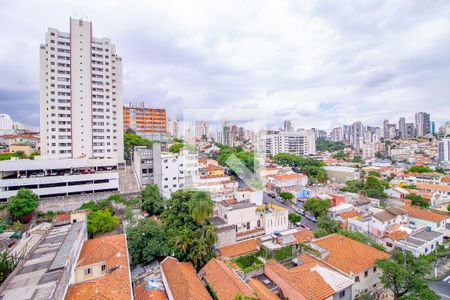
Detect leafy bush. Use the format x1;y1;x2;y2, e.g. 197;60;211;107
87;209;119;235
262;245;294;262
288;213;301;223
232;253;264;272
279;192;293;201
7;188;38;220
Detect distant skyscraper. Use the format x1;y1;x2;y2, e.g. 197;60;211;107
0;114;13;131
194;120;209;140
343;125;351;144
123;102;167;140
331;127;343;142
283;120;293;131
405;123;415;138
431;121;436;135
399;117;406;138
168;116;179;137
40;18;123;161
383;119;389;140
438;139;450;162
351;121;364;148
415;112;431;137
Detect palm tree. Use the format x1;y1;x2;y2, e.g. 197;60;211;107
189;192;213;225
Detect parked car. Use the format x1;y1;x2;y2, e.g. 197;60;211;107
294;221;302;227
304;213;317;222
294;208;305;215
89;168;96;174
82;169;90;174
276;197;286;203
267;192;276;198
300;224;310;230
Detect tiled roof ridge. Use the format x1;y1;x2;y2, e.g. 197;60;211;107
77;238;121;267
209;259;253;296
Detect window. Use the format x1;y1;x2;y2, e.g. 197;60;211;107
339;290;345;298
355;276;360;282
373;266;377;272
364;270;368;277
84;268;92;275
101;264;106;271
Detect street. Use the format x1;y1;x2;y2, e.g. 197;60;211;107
262;192;317;230
428;277;450;300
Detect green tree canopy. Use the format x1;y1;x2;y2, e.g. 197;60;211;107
124;133;153;160
304;198;330;218
333;150;346;160
140;184;165;215
406;166;433;173
162;190;216;269
405;194;430;208
313;215;340;238
87;209;120;235
126;218;169;265
279;192;294;201
272;153;327;183
316;140;345;152
288;213;301;223
7;188;38;220
376;250;436;300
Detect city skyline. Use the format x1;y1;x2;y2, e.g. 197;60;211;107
1;0;450;130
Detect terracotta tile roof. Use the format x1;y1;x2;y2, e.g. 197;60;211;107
416;183;450;193
200;258;254;300
293;229;314;244
160;257;212;300
208;165;224;171
338;210;358;220
312;234;389;275
270;173;307;181
264;255;339;300
54;212;70;223
373;207;406;222
400;205;449;223
247;278;280;300
65;234;132;300
388;230;409;241
134;281;166;300
217;239;260;258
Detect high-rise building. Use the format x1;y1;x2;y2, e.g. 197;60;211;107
383;119;389;140
331;127;343;142
167;116;179;138
194;120;209;140
438;139;450;162
406;123;415;138
343;125;351;144
432;121;436;135
39;18;123;162
257;130;316;157
351;121;364;149
283;120;293;131
0;114;13;131
399;117;406;138
123;102;167;140
415;112;431;137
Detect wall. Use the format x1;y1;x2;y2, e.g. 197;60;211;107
352;266;383;297
74;262;106;283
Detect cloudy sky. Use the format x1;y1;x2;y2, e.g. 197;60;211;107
0;0;449;130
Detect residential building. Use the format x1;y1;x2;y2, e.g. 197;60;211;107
331;127;343;142
370;207;408;238
395;229;445;257
0;220;87;299
309;234;389;297
12;121;25;131
415;112;431;137
132;144;162;189
400;205;449;231
123;102;167;141
8;143;34;156
266;173;308;195
195;120;209;140
39;18;123;162
0;114;13;131
160;257;212;300
399;117;406;138
160;149;198;198
217;238;260;259
257;130;316;157
405;123;415;138
0;158;119;201
199;259;255;300
362;142;376;159
438;139;450;162
283;120;293;132
351;121;364;148
167;116;179;138
264;253;353;300
66;234;132;299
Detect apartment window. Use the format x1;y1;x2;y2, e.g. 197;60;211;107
101;264;106;271
364;270;368;277
84;268;92;275
339;291;345;298
355;276;360;282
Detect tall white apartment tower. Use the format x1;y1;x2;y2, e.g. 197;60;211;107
39;18;124;162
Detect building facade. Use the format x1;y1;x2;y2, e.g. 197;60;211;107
123;102;167;140
415;112;431;137
257;130;316;157
0;114;13;131
39;18;123;162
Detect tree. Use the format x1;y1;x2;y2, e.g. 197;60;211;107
316;140;345;152
304;198;330;218
407;166;433;173
288;213;301;223
168;143;184;153
352;155;364;163
7;188;38;220
333;150;346;160
405;194;430;208
162;190;216;269
87;209;120;235
0;251;21;284
313;216;340;238
140;184;165;215
447;203;450;212
126;219;169;265
279;192;293;201
124;133;153;160
376;250;436;300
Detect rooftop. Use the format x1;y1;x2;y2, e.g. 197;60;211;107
160;257;211;300
0;222;86;300
200;258;254;300
264;254;353;300
217;239;260;258
400;205;449;223
416;183;450;193
373;207;406;222
65;234;132;300
311;234;389;275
